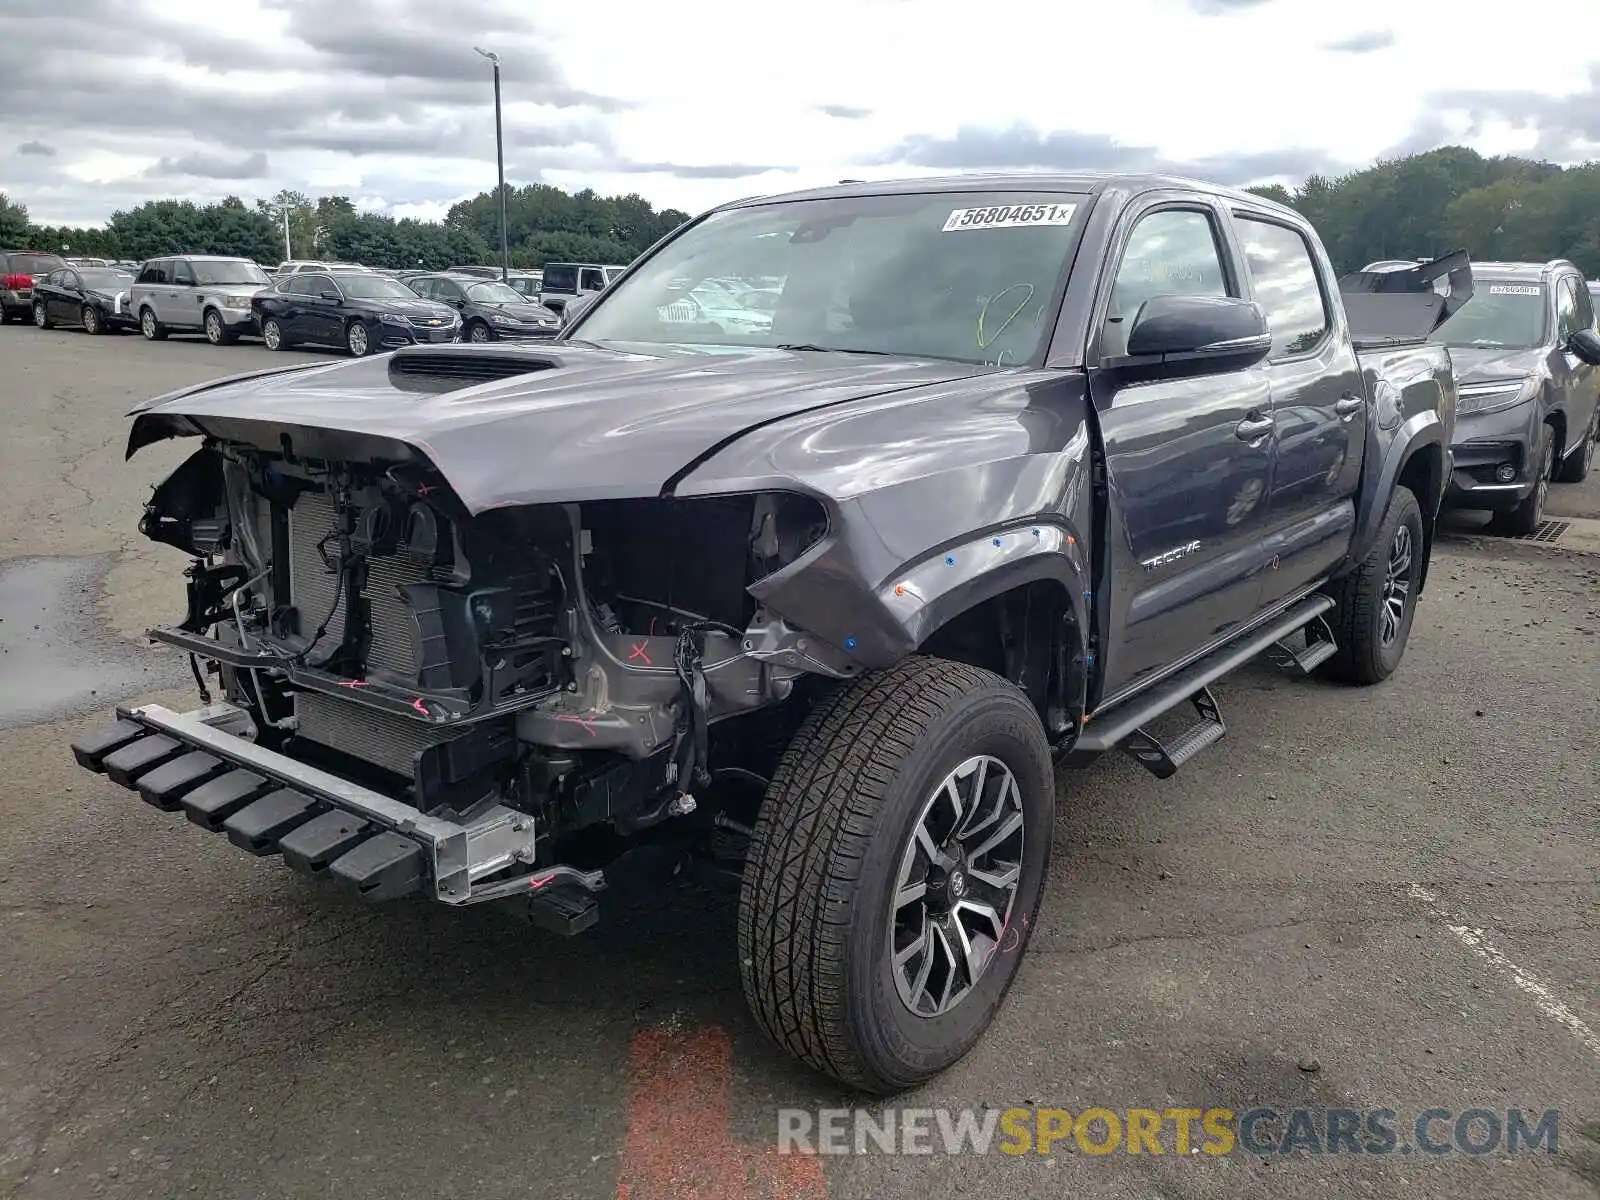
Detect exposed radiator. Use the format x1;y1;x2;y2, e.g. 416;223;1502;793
287;490;434;682
294;690;456;778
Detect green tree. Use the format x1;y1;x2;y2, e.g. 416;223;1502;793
0;192;30;246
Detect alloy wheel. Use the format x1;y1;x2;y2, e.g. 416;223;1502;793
206;312;222;344
140;310;156;338
33;303;46;328
889;755;1025;1018
1380;523;1413;647
83;306;99;334
469;323;492;342
263;319;281;350
347;322;368;356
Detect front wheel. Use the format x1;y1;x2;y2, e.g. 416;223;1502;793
203;308;237;346
1320;485;1424;685
33;301;51;329
738;655;1054;1094
81;305;102;335
466;320;494;343
345;319;373;356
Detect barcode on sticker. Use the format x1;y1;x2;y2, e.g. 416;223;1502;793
942;203;1078;232
1487;284;1542;296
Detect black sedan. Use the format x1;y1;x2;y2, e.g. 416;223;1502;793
405;273;562;342
251;270;462;356
31;266;137;334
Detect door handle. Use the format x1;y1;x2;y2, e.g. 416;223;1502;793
1335;394;1365;417
1235;414;1275;441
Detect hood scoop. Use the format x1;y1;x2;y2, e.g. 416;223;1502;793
387;345;567;393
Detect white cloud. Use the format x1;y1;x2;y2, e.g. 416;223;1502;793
3;0;1598;225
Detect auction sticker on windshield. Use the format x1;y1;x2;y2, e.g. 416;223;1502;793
943;203;1078;231
1487;285;1542;296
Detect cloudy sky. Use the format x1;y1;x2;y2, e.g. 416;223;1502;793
4;0;1599;227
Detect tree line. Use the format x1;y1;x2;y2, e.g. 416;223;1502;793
3;145;1597;275
0;184;691;270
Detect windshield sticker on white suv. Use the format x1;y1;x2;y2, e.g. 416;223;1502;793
1487;284;1542;295
942;203;1078;232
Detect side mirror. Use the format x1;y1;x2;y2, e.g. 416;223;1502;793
562;292;598;327
320;289;341;302
1118;294;1273;373
1565;328;1600;366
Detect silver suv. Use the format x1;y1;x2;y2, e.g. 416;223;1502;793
131;255;272;345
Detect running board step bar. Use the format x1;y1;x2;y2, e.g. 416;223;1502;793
1066;593;1337;772
1266;613;1338;675
1119;687;1226;779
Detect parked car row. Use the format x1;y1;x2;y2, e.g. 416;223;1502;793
13;251;578;356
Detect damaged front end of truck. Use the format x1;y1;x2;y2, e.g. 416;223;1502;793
73;347;901;932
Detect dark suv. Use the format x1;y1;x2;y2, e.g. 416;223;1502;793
1;250;67;322
1431;259;1600;533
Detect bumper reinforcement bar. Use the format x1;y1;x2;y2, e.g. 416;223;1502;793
69;701;587;907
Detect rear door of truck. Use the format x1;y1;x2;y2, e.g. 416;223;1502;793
1225;204;1366;608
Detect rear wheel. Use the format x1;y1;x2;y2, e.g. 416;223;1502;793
1489;424;1553;536
32;301;51;329
81;305;102;335
1319;485;1424;685
1555;409;1597;484
738;655;1054;1094
261;317;289;351
139;307;167;340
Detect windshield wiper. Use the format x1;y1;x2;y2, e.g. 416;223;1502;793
774;343;900;356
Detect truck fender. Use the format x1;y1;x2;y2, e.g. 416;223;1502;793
875;522;1091;653
1346;411;1447;585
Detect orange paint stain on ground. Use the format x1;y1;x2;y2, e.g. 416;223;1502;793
616;1025;828;1200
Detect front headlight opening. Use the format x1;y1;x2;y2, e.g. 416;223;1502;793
1458;378;1538;416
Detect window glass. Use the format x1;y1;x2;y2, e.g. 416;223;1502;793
576;191;1085;364
1556;277;1582;338
304;274;338;296
580;268;606;291
1236;216;1329;356
1574;276;1596;329
1102;209;1228;356
192;259;268;286
139;261;168;285
542;265;578;292
171;261;195;286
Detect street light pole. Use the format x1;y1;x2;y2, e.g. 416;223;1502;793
474;46;510;283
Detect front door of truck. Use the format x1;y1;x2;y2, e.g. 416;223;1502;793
1087;199;1275;702
1229;209;1365;608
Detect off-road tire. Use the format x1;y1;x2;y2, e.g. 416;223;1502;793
32;301;51;330
1489;424;1554;536
1555;409;1597;484
1319;485;1424;685
139;307;167;340
737;655;1054;1094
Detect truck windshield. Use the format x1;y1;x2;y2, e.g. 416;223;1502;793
573;192;1087;365
1433;283;1547;350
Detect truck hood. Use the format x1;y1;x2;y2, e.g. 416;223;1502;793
1444;345;1546;385
127;342;991;512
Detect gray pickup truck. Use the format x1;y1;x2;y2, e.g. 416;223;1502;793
76;173;1469;1094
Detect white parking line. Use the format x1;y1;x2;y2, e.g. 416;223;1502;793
1407;884;1600;1061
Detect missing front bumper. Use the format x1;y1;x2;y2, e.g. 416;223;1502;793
70;701;596;908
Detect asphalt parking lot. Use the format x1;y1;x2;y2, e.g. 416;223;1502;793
1;325;1597;1200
